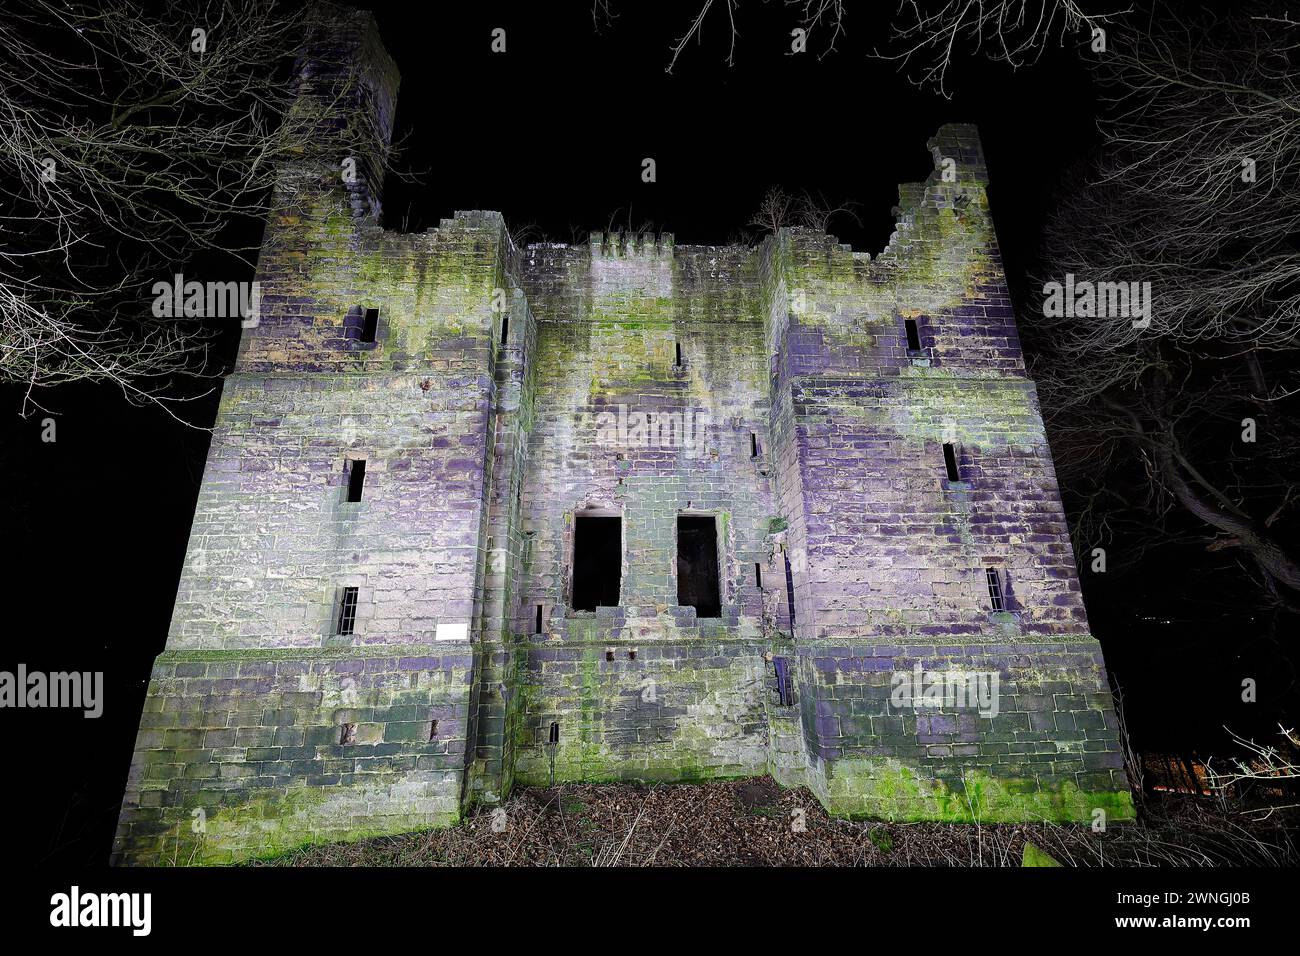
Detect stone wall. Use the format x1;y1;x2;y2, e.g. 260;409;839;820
114;9;1131;865
509;238;787;786
115;9;497;864
114;647;468;865
765;125;1130;818
797;639;1129;822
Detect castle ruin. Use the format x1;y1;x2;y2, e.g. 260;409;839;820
113;9;1133;865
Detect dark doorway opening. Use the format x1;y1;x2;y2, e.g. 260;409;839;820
677;515;721;618
571;515;621;611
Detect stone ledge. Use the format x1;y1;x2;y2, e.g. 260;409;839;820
156;644;470;663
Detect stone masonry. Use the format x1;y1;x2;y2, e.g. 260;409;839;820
113;7;1133;865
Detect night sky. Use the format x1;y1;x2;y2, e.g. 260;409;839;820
3;0;1291;867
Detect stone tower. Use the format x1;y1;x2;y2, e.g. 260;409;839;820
113;8;1132;865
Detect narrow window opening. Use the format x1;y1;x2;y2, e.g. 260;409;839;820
784;552;797;626
750;432;759;458
360;307;379;344
571;515;622;611
340;723;357;745
336;586;359;635
627;649;637;660
904;317;921;351
534;604;543;635
346;458;367;502
942;443;961;482
605;649;615;662
755;562;763;588
677;515;721;618
500;314;510;346
674;341;683;367
548;721;560;744
429;718;438;739
985;567;1005;612
773;656;795;707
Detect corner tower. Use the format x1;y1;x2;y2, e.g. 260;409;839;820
112;6;519;864
763;125;1133;820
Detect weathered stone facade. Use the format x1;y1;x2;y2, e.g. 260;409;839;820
113;9;1132;865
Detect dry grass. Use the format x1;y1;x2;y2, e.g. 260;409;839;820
253;777;1299;867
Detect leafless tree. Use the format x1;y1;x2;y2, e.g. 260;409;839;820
749;187;860;238
0;0;381;420
882;0;1124;95
749;187;798;235
596;1;1123;91
1031;6;1300;613
1206;725;1300;817
652;0;846;73
794;190;861;233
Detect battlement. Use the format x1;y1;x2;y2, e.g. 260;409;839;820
587;231;676;258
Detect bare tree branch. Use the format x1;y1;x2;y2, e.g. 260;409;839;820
879;0;1126;96
0;0;386;420
599;1;1124;89
1032;3;1300;609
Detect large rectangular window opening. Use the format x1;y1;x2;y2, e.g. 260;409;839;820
571;515;622;611
677;515;721;618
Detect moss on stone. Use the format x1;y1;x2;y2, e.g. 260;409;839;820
822;758;1135;824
